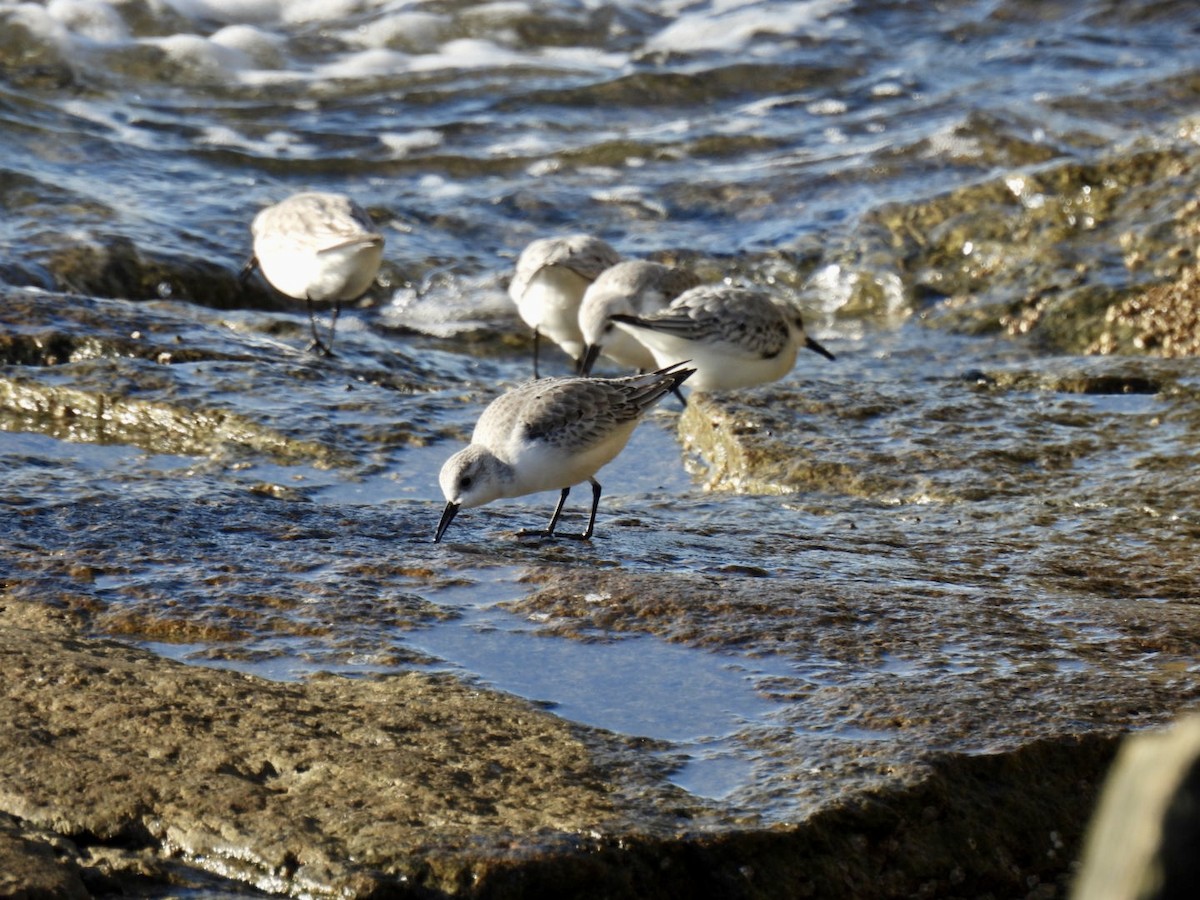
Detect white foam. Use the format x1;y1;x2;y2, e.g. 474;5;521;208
417;173;465;199
347;11;449;51
646;0;850;54
541;45;627;70
4;4;75;51
408;38;528;72
145;32;258;79
46;0;129;43
312;47;411;80
209;23;285;67
807;98;848;116
158;0;286;26
193;124;307;157
486;132;561;157
379;129;443;157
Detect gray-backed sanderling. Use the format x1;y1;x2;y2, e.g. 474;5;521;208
434;362;694;543
577;260;701;376
610;285;835;393
508;234;620;377
242;191;384;356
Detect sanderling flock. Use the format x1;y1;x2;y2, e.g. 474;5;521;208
241;193;834;543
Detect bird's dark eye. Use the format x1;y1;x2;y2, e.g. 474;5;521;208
603;322;614;333
459;475;473;489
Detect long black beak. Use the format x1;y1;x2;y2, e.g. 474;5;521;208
434;502;460;543
578;342;602;376
805;335;836;361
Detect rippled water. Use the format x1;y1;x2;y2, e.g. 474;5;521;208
3;0;1200;824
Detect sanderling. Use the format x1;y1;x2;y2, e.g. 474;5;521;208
242;191;384;356
434;362;694;543
610;285;835;393
509;234;620;377
577;260;701;376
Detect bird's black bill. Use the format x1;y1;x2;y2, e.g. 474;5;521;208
805;335;836;361
578;343;602;376
434;502;460;543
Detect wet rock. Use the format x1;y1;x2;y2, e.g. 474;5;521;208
0;600;695;897
0;814;89;900
0;597;1125;899
33;234;273;310
0;285;450;467
824;130;1200;355
1088;259;1200;358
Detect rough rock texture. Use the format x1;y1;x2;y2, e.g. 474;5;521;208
0;600;694;897
0;598;1125;898
827;133;1200;355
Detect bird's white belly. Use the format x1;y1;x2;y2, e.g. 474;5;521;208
516;267;592;359
600;330;658;371
258;240;382;302
506;421;639;496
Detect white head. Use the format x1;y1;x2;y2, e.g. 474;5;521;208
434;445;512;542
578;281;634;351
786;311;836;361
578;262;672;374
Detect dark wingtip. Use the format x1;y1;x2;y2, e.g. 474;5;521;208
653;360;694;380
806;336;836;361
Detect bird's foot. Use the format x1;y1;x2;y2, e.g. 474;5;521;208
516;528;592;542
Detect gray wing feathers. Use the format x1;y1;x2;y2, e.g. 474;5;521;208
497;365;692;448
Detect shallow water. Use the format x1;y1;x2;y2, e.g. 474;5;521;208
2;0;1200;830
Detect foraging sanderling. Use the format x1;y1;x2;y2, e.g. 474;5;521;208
242;191;384;356
577;260;701;376
610;285;835;393
434;362;695;543
509;234;620;377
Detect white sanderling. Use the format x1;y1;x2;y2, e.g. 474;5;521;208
577;259;701;376
610;285;835;393
434;362;695;543
508;234;620;377
242;191;384;356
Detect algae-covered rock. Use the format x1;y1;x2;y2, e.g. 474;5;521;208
820;131;1200;356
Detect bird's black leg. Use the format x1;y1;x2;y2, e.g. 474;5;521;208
533;328;541;379
671;385;688;408
579;478;601;540
306;295;332;356
520;487;570;539
544;486;570;536
326;298;341;355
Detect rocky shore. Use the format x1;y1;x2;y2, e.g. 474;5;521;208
0;597;1128;898
3;116;1200;900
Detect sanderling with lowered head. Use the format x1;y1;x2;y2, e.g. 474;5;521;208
509;234;620;377
577;259;701;376
242;191;384;356
434;362;694;543
610;285;835;394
